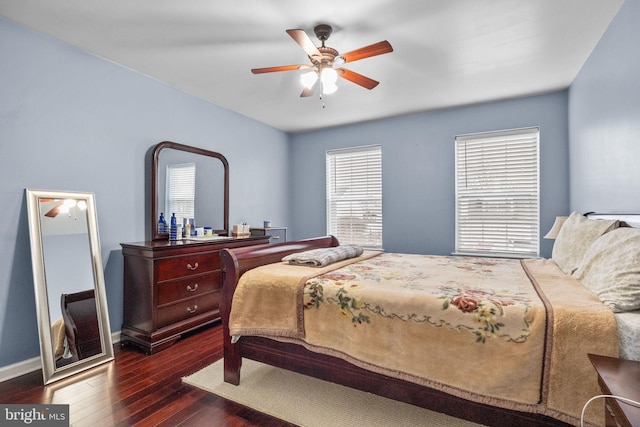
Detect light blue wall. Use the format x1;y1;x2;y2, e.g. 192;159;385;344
569;0;640;212
290;93;570;258
0;17;290;368
7;0;635;371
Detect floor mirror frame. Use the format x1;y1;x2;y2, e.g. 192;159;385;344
26;189;114;385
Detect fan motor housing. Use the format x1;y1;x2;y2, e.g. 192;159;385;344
314;24;333;42
311;46;339;66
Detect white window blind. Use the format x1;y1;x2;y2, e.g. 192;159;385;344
455;127;539;258
326;145;382;249
166;162;196;225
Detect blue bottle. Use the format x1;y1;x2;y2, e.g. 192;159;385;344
169;213;178;240
158;212;167;233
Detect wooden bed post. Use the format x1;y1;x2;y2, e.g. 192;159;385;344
220;249;242;385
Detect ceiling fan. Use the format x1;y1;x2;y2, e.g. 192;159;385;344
40;198;86;218
251;24;393;97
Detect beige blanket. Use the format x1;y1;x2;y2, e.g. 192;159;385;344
229;253;618;426
229;251;381;338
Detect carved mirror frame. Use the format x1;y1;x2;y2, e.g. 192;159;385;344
26;189;114;384
151;141;229;240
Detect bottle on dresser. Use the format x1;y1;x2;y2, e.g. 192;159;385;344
169;213;178;240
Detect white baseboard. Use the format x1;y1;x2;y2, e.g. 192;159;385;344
0;331;121;384
0;356;42;383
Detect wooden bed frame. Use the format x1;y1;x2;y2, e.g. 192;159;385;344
220;236;571;427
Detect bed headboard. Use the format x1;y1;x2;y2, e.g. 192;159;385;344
585;213;640;228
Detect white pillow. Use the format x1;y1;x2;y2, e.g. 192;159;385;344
573;227;640;312
551;212;618;274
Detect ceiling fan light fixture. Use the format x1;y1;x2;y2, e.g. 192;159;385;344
60;199;77;214
300;70;318;89
322;80;338;95
320;67;338;85
320;66;338;94
254;24;392;98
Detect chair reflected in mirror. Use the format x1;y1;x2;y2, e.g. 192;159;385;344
58;289;102;366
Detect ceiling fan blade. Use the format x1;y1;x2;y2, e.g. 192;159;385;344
45;202;63;218
286;29;322;60
300;86;314;97
251;64;307;74
337;68;380;90
340;40;393;63
300;79;318;97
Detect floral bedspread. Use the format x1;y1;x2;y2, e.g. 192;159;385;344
230;252;618;426
304;253;538;344
299;253;547;406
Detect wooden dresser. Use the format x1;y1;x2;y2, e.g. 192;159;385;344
120;236;269;354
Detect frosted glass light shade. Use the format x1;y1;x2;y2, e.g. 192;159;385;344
300;71;318;89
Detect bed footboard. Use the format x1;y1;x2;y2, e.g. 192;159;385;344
219;235;339;384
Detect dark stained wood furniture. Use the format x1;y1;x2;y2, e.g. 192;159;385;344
151;141;230;241
121;236;269;354
219;237;571;427
61;289;101;361
589;354;640;427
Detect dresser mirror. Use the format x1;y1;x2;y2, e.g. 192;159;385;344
151;141;229;240
26;189;114;384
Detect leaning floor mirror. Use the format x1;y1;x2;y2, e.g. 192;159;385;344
26;189;114;384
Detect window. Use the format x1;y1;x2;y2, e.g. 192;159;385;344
166;163;196;225
455;127;539;258
326;145;382;249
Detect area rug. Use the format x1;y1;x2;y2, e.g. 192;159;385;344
183;358;486;427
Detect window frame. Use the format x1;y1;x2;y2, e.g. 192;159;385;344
454;127;540;258
326;145;383;249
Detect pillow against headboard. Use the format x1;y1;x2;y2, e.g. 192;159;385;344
551;211;619;274
573;227;640;312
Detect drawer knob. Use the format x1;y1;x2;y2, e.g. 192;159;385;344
186;262;199;270
186;283;199;292
186;304;198;314
271;235;280;239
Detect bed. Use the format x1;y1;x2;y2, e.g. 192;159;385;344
219;213;640;427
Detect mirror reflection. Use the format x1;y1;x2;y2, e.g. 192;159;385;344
39;198;99;367
151;141;229;240
26;189;114;384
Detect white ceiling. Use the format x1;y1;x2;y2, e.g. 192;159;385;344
0;0;624;133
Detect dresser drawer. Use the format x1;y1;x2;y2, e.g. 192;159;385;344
157;292;219;329
157;271;221;305
250;227;287;244
156;252;220;282
266;228;286;242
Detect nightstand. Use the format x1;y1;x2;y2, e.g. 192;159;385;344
250;227;286;243
589;354;640;427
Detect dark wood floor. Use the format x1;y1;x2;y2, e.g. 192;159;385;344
0;323;296;427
